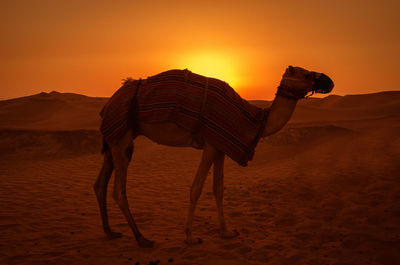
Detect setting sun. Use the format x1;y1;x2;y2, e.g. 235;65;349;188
176;51;244;90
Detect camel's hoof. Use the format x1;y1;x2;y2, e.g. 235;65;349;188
184;237;203;245
106;231;123;239
138;237;155;248
221;229;239;239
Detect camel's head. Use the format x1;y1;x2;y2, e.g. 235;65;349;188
278;66;334;99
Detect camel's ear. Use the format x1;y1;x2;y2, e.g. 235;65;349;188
288;65;295;74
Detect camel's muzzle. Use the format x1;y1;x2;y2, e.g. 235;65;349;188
313;73;334;94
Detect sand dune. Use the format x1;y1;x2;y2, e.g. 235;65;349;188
291;91;400;124
0;91;106;130
0;91;399;264
251;91;400;126
1;90;399;130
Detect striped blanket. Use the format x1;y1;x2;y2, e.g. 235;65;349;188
100;69;268;166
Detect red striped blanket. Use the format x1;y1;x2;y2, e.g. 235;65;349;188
100;69;268;166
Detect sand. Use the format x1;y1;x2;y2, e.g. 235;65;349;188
0;91;399;264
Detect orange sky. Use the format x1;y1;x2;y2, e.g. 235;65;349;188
1;0;399;100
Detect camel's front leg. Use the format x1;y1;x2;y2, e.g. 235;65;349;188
185;143;218;244
213;152;239;238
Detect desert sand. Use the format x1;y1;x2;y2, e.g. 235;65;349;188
0;91;399;265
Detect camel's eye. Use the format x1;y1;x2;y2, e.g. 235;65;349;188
288;66;295;74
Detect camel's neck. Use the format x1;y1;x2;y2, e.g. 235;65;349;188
261;95;298;138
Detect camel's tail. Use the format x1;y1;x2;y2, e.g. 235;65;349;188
100;104;109;154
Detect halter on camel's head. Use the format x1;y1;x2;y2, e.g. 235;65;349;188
277;65;334;99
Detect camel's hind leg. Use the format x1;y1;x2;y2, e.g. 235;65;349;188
213;152;239;239
111;131;154;248
185;142;218;244
94;148;122;239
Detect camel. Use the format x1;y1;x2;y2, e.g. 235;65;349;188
94;66;334;248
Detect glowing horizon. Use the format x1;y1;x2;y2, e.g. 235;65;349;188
0;0;399;100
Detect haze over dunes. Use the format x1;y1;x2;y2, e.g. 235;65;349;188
0;91;399;264
0;90;399;130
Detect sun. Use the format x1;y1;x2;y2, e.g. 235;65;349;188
176;51;243;89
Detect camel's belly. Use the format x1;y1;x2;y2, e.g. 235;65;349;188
139;122;204;149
